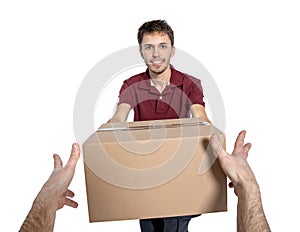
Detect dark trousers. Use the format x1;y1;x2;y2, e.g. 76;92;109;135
140;215;200;232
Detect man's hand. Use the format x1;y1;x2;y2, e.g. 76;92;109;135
42;143;81;210
20;143;81;232
210;130;257;196
210;131;271;231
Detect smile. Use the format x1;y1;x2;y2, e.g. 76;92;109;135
151;60;164;65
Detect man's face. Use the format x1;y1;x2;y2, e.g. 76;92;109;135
140;32;175;75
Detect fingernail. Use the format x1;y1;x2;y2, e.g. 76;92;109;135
72;144;79;152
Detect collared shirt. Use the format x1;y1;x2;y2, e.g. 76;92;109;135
118;67;205;121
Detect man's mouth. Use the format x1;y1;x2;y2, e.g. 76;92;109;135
150;60;164;66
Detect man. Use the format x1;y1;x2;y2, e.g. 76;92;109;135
108;19;210;232
210;130;271;232
19;143;81;232
109;19;210;123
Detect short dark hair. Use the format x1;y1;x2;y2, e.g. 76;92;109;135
137;19;174;46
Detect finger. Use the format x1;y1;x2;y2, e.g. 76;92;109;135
210;134;227;159
65;143;80;170
64;198;78;208
243;143;252;159
53;154;63;169
232;130;246;154
64;189;75;198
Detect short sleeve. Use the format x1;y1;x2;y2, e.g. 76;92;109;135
187;78;205;107
118;81;135;107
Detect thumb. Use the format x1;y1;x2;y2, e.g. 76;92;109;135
65;143;80;170
210;134;226;160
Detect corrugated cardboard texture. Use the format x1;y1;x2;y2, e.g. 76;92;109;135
83;118;227;222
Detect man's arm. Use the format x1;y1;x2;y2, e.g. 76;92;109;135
210;131;271;232
19;190;57;232
106;103;131;123
237;184;269;232
190;104;211;123
19;143;80;232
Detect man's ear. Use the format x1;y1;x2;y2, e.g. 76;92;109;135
171;46;176;58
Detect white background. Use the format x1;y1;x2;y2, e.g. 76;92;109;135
1;0;299;231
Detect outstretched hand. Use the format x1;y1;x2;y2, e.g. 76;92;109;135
20;143;81;232
210;130;257;196
42;143;81;210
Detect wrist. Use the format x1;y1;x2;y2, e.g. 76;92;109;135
34;187;58;213
237;179;261;201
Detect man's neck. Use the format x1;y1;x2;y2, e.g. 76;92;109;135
149;66;172;93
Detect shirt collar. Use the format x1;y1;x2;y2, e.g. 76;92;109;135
138;65;184;90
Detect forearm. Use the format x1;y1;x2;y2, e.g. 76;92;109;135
106;103;131;124
190;104;211;124
237;184;270;232
20;191;57;232
108;114;125;123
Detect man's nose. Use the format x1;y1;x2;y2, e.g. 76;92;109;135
152;46;160;57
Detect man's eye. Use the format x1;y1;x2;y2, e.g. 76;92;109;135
144;45;152;50
160;44;168;49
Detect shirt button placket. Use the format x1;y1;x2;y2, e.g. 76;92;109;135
156;94;166;114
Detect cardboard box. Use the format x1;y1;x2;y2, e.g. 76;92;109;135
83;118;227;222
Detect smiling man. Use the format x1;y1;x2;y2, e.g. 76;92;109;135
109;19;210;124
107;19;210;232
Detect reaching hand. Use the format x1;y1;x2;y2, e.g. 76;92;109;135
42;143;81;210
210;130;257;196
20;143;81;232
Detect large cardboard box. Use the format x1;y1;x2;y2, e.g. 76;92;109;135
83;118;227;222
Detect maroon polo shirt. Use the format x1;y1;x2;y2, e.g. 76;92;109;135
118;67;205;121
